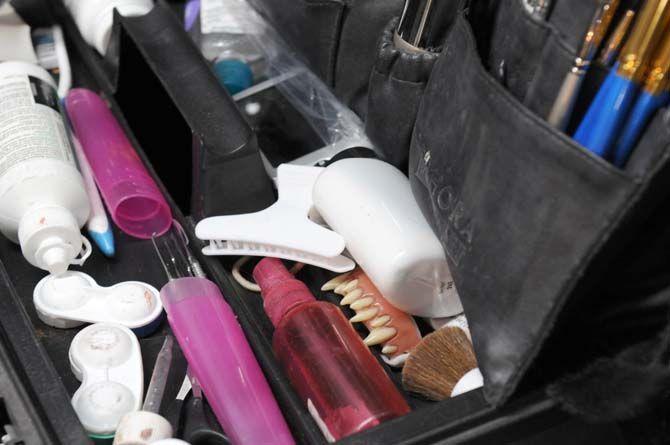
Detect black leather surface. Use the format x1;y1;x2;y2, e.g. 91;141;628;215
408;11;670;409
365;19;439;170
331;0;406;115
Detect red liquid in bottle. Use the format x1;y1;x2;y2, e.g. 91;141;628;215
254;258;410;441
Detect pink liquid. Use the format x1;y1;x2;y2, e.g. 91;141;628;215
161;277;294;445
274;302;411;441
254;258;410;441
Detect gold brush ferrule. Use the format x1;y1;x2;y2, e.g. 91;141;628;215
575;0;620;71
598;10;635;66
617;0;670;82
644;31;670;94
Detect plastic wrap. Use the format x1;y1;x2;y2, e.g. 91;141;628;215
189;0;376;165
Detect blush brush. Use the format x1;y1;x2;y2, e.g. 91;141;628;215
402;319;483;401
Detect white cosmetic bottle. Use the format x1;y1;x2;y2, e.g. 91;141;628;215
313;158;463;318
64;0;154;55
0;61;90;275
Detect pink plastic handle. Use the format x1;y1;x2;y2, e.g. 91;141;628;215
65;88;172;239
161;277;294;445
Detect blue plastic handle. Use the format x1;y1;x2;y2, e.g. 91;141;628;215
613;91;670;167
574;71;640;159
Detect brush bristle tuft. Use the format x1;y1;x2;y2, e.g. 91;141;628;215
402;327;478;401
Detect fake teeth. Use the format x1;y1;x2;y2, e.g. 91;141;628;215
343;280;359;293
364;327;397;346
340;289;363;306
350;297;374;311
350;307;378;323
323;271;421;365
334;282;349;295
370;315;391;328
382;345;398;355
321;273;351;291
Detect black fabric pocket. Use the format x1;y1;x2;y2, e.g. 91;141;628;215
249;0;404;115
365;19;439;170
485;0;596;118
409;12;670;408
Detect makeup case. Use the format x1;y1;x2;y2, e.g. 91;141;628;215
0;0;668;444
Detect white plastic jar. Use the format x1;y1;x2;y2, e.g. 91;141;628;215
64;0;154;55
0;61;91;274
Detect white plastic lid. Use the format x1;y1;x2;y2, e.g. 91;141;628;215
451;368;484;397
18;206;91;275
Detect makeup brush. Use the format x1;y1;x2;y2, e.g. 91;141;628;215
574;0;670;159
402;321;482;401
547;0;620;130
612;29;670;166
597;10;636;67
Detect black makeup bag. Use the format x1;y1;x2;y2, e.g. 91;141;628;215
407;0;670;428
1;0;668;443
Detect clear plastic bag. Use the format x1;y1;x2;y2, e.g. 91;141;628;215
188;0;376;166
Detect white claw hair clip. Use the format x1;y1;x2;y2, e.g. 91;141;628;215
196;164;355;272
197;158;462;318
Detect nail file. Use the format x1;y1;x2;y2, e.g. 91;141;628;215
195;164;355;272
69;323;143;437
34;271;163;336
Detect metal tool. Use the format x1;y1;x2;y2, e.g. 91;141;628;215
598;9;636;67
547;0;620;130
113;335;177;445
395;0;459;52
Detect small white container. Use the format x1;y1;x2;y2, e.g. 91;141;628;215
0;61;90;274
69;323;143;436
64;0;154;55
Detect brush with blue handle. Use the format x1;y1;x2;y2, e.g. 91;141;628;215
613;31;670;167
547;0;620;131
574;0;670;160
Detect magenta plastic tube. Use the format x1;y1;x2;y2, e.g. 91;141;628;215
160;277;294;445
65;88;172;238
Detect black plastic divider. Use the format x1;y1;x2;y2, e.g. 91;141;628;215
112;2;276;220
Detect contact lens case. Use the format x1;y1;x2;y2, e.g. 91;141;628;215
69;323;143;437
34;271;163;336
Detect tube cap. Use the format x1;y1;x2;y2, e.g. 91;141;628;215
18;206;89;275
253;258;315;327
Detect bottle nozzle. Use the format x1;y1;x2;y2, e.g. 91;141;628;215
42;245;70;275
253;258;314;327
